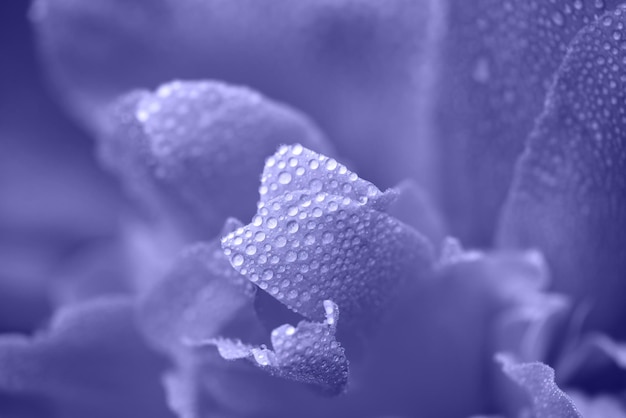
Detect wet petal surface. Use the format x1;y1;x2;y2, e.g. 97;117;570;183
99;80;331;240
221;145;433;326
498;6;626;338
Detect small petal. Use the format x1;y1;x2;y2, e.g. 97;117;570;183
498;6;626;338
222;145;433;326
190;300;348;395
497;354;582;418
99;80;331;239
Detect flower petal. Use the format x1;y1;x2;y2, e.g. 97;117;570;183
386;179;447;246
33;0;443;189
190;300;348;396
497;354;582;418
568;392;626;418
221;145;434;326
439;0;623;244
99;80;331;239
138;220;262;355
498;6;626;338
0;297;173;418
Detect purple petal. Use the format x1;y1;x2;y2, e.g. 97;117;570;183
221;145;433;326
498;6;626;338
497;354;582;418
138;228;261;355
0;297;174;418
190;300;348;396
33;0;442;190
99;80;332;240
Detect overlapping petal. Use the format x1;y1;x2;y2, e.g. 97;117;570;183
138;219;261;355
32;0;443;191
192;300;348;396
498;5;626;338
99;80;331;240
440;0;623;244
0;297;173;418
497;354;582;418
222;145;434;327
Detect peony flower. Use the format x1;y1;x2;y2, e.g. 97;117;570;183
1;1;625;417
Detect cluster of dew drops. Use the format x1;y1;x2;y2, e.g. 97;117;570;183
222;144;383;312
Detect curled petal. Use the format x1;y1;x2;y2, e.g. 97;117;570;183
190;300;348;396
33;0;443;189
99;80;331;239
498;6;626;338
222;145;433;326
497;354;582;418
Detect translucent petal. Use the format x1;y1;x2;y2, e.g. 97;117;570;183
440;0;624;244
99;80;332;239
190;300;348;396
497;354;582;418
221;145;434;326
0;297;173;418
498;6;626;338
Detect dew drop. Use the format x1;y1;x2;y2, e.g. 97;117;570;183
232;254;244;267
287;221;300;234
278;171;293;185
